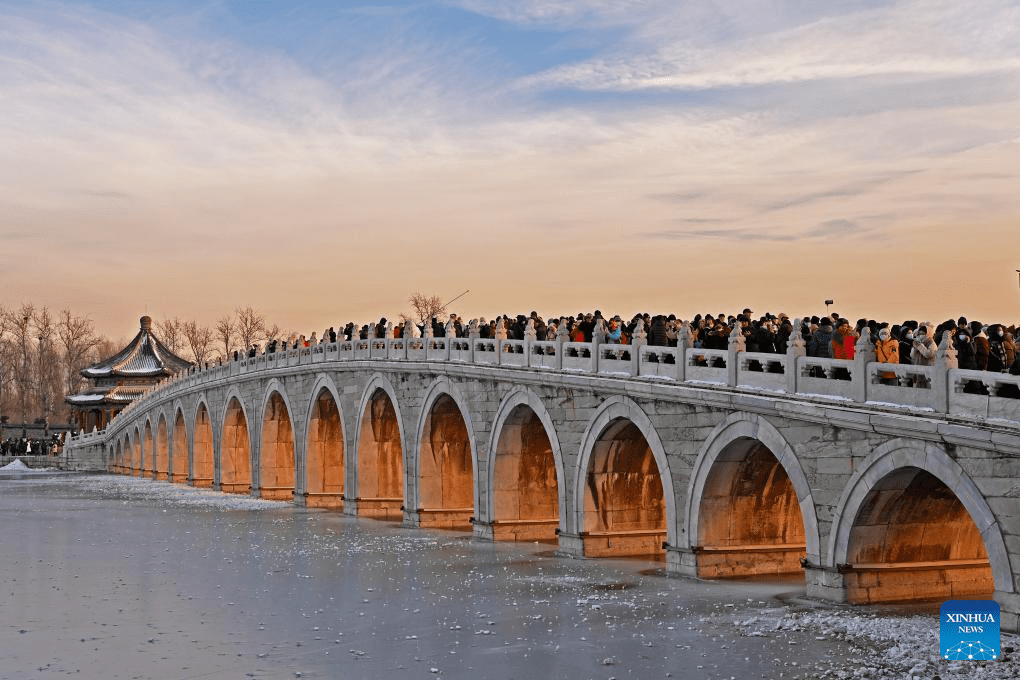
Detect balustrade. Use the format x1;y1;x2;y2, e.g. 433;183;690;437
72;332;1020;445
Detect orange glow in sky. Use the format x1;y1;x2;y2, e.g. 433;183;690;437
3;2;1019;340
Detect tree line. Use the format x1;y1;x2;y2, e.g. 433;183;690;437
0;304;286;427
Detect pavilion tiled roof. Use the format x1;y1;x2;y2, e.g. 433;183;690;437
81;316;193;379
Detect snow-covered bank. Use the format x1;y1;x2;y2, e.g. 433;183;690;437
732;607;1018;679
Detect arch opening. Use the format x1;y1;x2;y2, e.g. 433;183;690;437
355;389;403;520
305;389;344;510
581;419;666;558
155;418;169;481
259;392;295;500
171;411;188;482
131;432;141;476
142;422;153;477
845;467;992;603
112;441;121;473
220;398;252;494
696;438;806;578
491;405;559;542
417;394;473;530
191;404;214;488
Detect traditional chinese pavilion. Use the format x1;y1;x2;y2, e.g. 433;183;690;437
66;316;192;432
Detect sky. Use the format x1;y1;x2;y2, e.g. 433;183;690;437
2;0;1019;340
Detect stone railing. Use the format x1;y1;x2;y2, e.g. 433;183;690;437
68;321;1020;447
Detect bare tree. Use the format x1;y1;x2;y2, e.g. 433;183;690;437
182;320;215;365
0;307;12;432
407;292;447;325
235;306;267;350
155;317;185;354
5;303;36;430
32;307;62;431
56;308;102;397
215;315;236;359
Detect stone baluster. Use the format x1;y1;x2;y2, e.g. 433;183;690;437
727;321;745;387
852;327;875;403
935;329;958;414
556;317;569;370
524;318;537;367
404;319;416;356
631;318;646;375
676;323;692;382
441;320;454;360
495;318;507;365
786;318;805;395
592;318;607;374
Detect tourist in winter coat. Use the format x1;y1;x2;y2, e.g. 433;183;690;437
606;318;623;344
647;316;669;347
910;325;937;366
808;319;835;358
898;328;914;364
832;319;857;360
874;328;900;383
988;325;1016;372
953;329;977;370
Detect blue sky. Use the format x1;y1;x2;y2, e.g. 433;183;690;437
2;0;1019;336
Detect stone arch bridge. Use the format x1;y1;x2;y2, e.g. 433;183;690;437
64;330;1020;630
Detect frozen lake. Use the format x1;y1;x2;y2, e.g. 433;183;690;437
1;473;1015;679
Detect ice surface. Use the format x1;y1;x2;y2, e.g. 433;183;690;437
0;475;1016;680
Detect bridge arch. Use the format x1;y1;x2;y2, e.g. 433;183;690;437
573;396;676;558
191;398;215;488
220;388;252;494
155;413;170;481
351;374;406;520
303;375;346;510
829;439;1012;603
113;439;122;473
411;376;478;530
131;426;142;475
686;412;820;578
143;419;154;477
257;380;298;501
482;386;564;543
121;434;130;473
171;403;188;482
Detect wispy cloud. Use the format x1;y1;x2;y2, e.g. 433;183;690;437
759;171;920;213
1;0;1019;330
513;0;1020;92
643;218;868;242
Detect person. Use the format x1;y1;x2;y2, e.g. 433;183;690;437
808;318;835;360
832;319;857;360
988;325;1016;372
971;322;990;370
606;318;623;344
647;315;668;347
954;328;977;370
874;327;900;384
910;325;937;366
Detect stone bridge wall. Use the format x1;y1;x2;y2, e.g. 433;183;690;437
64;334;1020;630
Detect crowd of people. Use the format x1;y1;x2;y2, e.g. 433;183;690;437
0;435;61;457
235;309;1019;379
